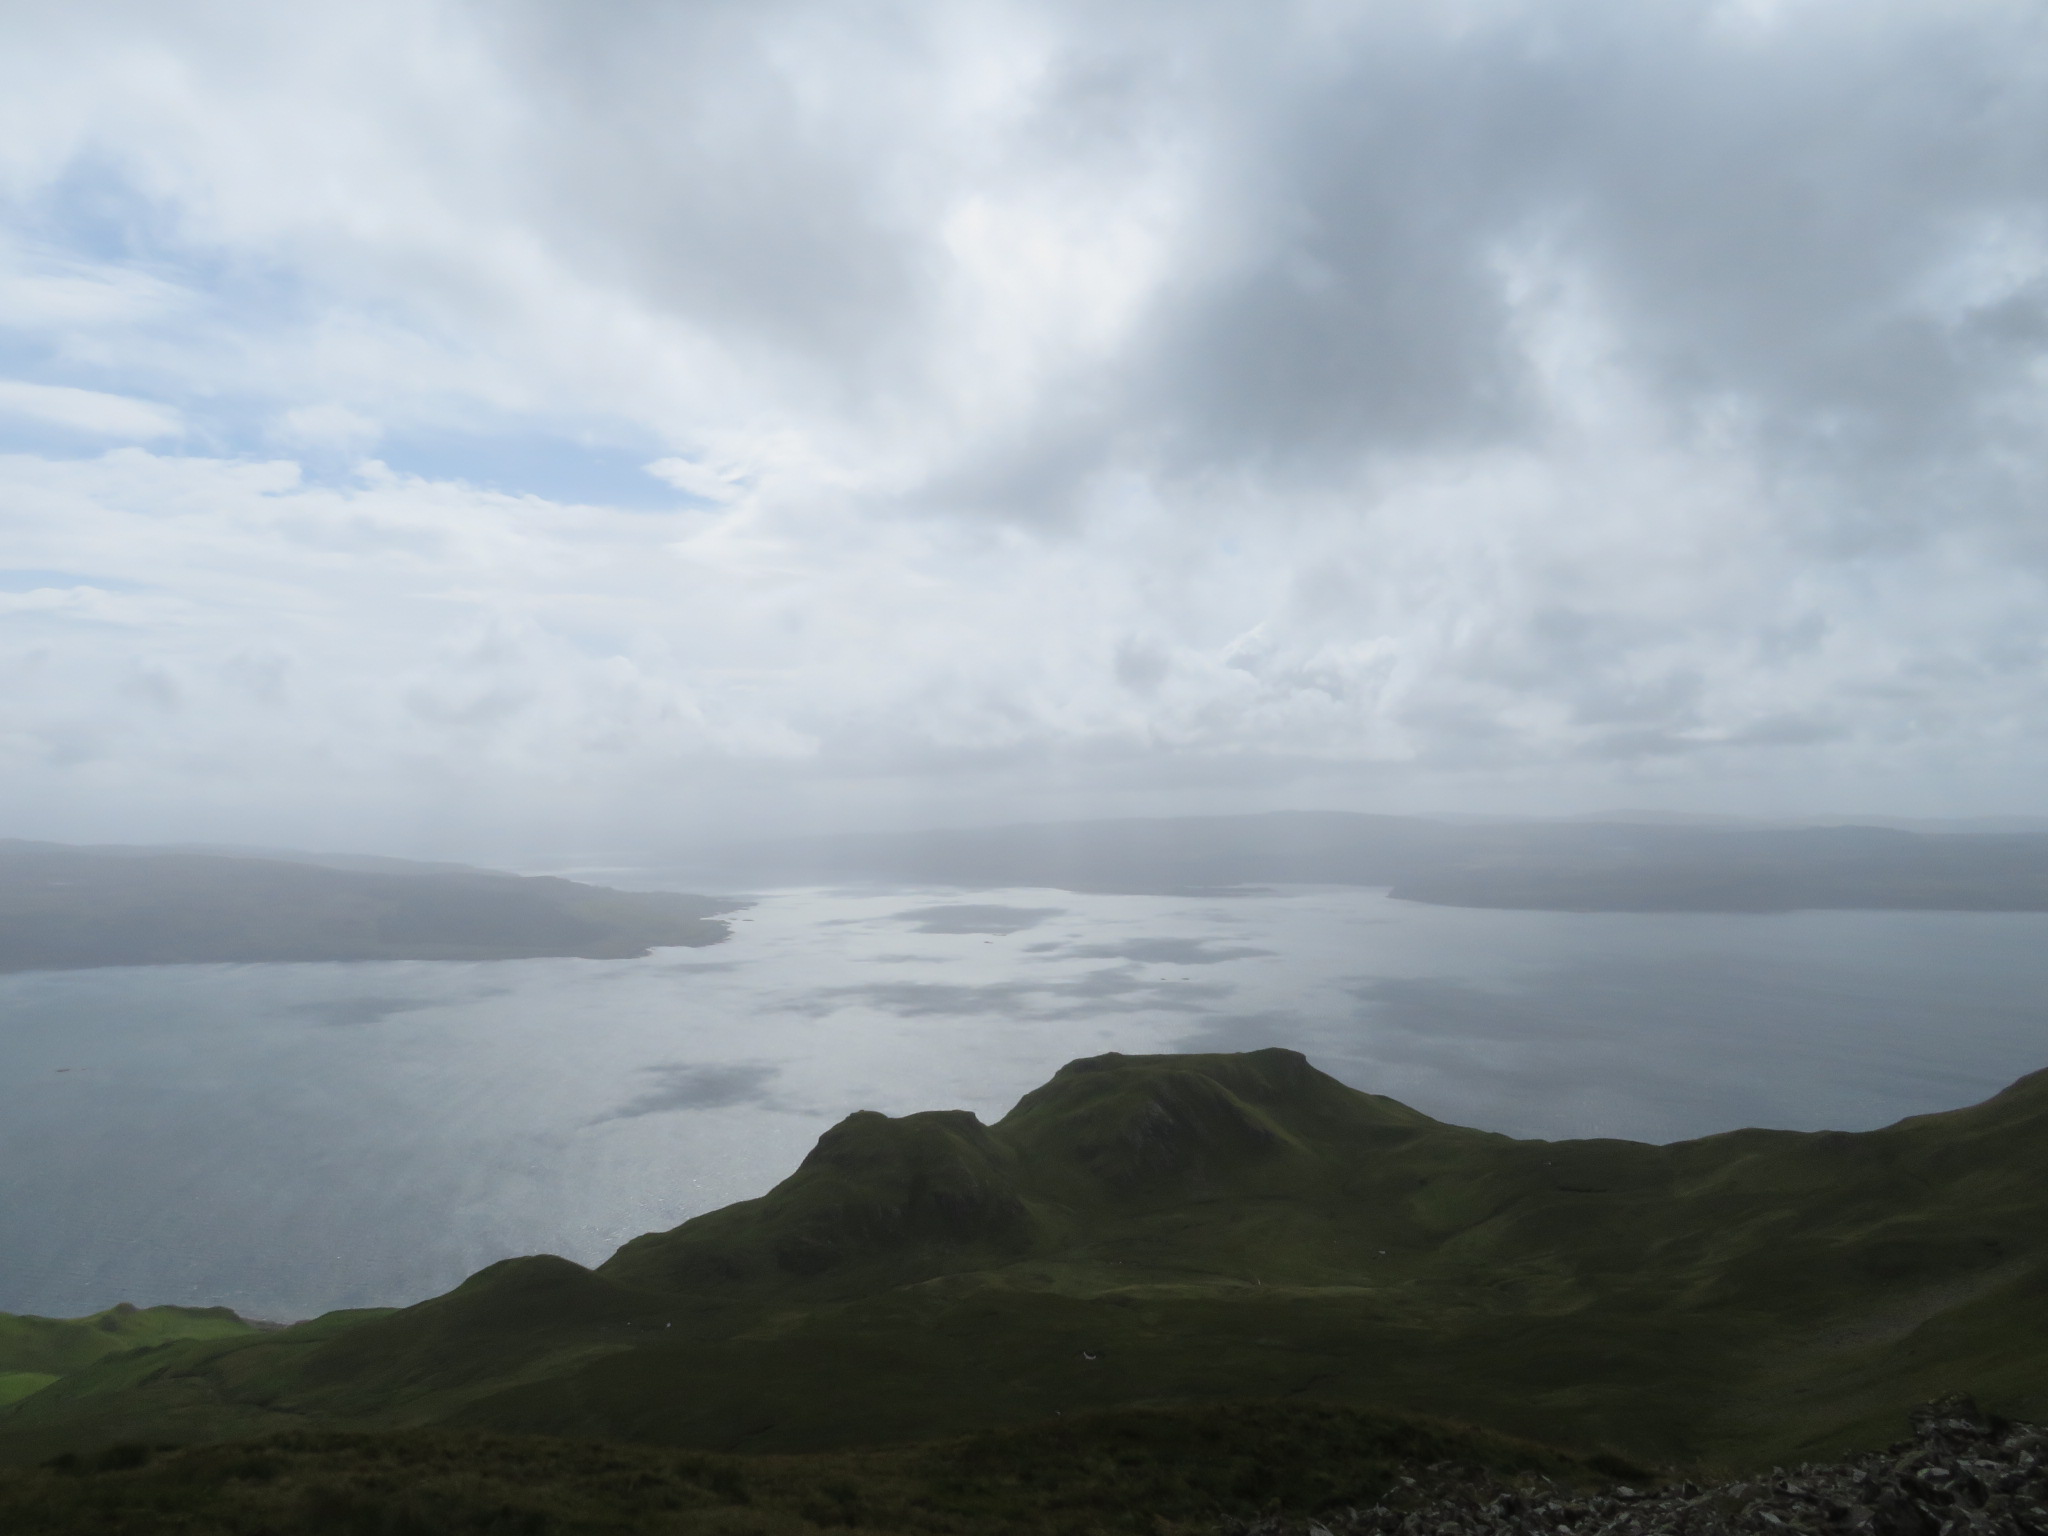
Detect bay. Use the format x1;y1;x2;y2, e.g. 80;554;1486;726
2;882;2044;1322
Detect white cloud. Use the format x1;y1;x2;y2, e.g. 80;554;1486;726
0;429;2041;859
645;457;744;503
273;404;382;452
0;1;2046;854
0;381;181;439
0;249;188;326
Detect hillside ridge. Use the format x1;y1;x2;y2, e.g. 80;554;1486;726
3;1049;2043;1470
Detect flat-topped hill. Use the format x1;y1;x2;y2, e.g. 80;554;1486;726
3;1050;2043;1470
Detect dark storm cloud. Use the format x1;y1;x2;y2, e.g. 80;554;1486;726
472;0;2048;510
1082;4;2048;509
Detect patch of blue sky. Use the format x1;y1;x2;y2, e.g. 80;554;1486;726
2;164;710;512
9;157;182;267
0;326;60;375
371;432;695;512
3;161;306;376
0;570;143;593
0;393;292;464
0;416;120;458
0;322;166;434
12;158;300;315
0;354;186;456
0;390;700;515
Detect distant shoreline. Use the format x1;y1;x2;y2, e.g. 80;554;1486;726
0;841;746;972
680;811;2048;914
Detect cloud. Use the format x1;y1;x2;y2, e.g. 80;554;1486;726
0;248;188;327
0;2;2047;851
645;457;745;504
0;382;181;439
274;405;381;452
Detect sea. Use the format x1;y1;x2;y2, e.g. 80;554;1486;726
2;881;2044;1322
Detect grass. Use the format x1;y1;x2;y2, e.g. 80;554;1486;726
3;1049;2043;1475
0;1304;263;1381
0;1400;1616;1535
0;1377;58;1410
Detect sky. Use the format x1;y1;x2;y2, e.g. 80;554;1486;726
3;0;2048;863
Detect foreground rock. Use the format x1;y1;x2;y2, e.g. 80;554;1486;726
1227;1400;2048;1536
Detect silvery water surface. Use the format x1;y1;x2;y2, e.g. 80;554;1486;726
3;882;2046;1323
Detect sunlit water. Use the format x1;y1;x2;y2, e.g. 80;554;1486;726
3;883;2045;1321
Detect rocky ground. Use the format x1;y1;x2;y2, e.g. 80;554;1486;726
1226;1400;2048;1536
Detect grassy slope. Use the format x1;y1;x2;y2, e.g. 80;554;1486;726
0;1377;58;1409
0;1304;271;1417
0;1304;263;1380
4;1050;2042;1471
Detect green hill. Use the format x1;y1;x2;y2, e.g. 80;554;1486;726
0;1304;266;1409
4;1049;2043;1472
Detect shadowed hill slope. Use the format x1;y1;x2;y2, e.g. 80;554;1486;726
4;1050;2043;1470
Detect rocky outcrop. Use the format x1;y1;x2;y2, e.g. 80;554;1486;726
1226;1399;2048;1536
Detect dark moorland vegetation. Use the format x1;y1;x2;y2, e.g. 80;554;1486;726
0;841;742;969
4;1048;2042;1486
0;1401;1609;1535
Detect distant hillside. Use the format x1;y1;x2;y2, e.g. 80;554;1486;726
0;1304;261;1410
688;811;2048;911
0;841;743;970
4;1049;2042;1471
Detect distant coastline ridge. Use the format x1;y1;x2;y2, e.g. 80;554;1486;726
0;840;745;971
680;810;2048;911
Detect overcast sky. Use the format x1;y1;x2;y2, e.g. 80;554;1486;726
3;0;2047;861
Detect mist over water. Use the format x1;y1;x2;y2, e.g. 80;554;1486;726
2;883;2044;1323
